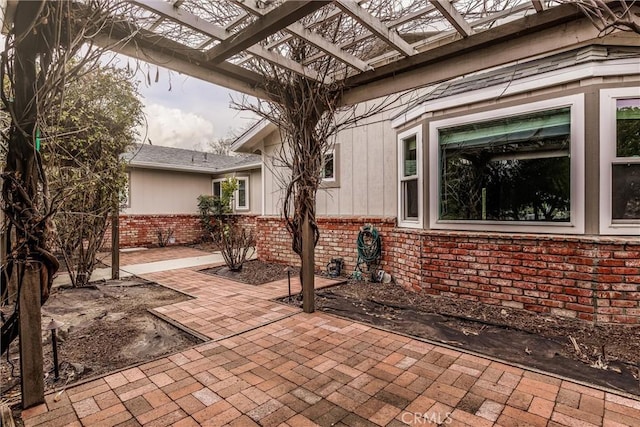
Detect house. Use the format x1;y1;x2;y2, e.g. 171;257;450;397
233;45;640;324
110;144;261;247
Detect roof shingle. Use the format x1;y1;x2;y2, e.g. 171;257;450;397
123;144;260;173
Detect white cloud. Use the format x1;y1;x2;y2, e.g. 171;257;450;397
136;75;259;150
139;103;218;150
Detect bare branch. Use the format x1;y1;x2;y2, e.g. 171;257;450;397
559;0;640;35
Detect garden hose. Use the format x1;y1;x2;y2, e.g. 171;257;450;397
354;224;381;280
357;224;381;264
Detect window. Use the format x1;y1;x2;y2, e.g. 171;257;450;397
429;95;584;234
600;88;640;235
235;177;249;210
398;125;422;228
321;150;335;181
212;178;224;198
320;146;340;188
120;172;130;208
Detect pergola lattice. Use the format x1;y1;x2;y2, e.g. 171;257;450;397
64;0;638;105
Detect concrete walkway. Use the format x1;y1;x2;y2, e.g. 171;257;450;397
53;248;232;287
23;250;640;426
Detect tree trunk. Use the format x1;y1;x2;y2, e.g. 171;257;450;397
302;212;315;313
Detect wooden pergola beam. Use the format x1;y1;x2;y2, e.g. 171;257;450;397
231;0;372;72
286;22;373;71
335;0;417;57
95;24;268;99
146;0;184;31
363;2;533;69
339;4;604;104
303;3;440;66
131;0;321;80
204;1;330;63
532;0;546;13
430;0;474;37
262;0;368;52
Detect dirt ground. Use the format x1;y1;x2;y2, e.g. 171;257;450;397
284;279;640;396
0;277;199;402
201;259;300;285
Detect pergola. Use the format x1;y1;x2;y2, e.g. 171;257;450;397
61;0;638;104
1;0;638;410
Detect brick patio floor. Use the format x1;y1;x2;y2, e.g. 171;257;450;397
21;255;640;426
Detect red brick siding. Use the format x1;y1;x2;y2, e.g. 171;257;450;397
256;216;396;271
103;214;257;248
255;216;640;324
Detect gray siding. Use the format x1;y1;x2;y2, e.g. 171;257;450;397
263;110;399;217
125;168;211;215
125;167;261;215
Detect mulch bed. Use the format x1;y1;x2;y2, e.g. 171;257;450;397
200;259;300;285
284;279;640;396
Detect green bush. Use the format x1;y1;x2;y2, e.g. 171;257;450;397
197;177;238;238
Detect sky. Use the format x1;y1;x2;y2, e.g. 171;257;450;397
134;67;258;151
102;53;259;151
0;31;258;151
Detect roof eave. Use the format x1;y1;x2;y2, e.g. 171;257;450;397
213;162;262;173
231;119;277;153
391;52;640;129
127;160;261;174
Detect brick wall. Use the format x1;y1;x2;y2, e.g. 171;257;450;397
256;216;396;271
103;214;257;248
256;216;640;324
394;231;640;324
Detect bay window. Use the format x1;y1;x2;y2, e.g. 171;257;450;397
398;125;422;228
600;88;640;234
429;95;584;234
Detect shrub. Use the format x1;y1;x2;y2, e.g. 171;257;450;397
216;224;256;271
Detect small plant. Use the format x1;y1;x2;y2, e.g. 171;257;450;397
216;224;256;271
197;177;238;239
197;178;254;270
156;227;175;247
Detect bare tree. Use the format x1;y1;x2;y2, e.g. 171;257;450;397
0;0;138;406
208;136;234;155
233;37;406;312
563;0;640;34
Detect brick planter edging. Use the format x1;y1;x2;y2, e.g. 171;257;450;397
255;216;640;324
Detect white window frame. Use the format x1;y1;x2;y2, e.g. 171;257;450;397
235;176;250;211
212;178;224;198
120;171;131;209
429;94;585;234
321;149;336;182
599;87;640;235
397;125;423;228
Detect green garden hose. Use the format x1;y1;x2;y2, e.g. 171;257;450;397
354;224;381;279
